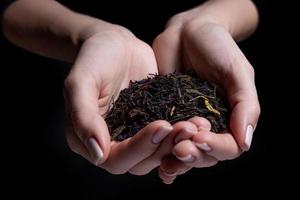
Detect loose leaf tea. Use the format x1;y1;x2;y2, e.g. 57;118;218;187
105;71;230;141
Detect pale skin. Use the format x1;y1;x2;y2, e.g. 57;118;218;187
2;0;260;183
153;0;260;183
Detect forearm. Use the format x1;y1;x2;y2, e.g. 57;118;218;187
170;0;259;41
1;0;113;62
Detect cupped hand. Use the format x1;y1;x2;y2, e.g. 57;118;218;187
154;15;260;152
159;117;241;184
153;15;260;183
64;24;174;174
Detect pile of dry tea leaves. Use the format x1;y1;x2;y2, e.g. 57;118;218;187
105;71;229;141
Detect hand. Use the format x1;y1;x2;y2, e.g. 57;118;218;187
64;24;174;174
153;14;260;183
159;117;241;184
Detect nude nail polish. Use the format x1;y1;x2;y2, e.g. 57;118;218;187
245;125;254;150
194;142;212;152
177;154;195;162
86;137;103;165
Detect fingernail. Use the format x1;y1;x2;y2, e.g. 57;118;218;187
194;142;212;152
86;137;104;165
163;179;174;185
152;126;173;144
245;125;254;150
197;126;211;131
174;128;198;144
164;171;178;177
177;154;195;162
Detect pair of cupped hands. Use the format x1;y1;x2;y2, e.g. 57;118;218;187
63;14;260;184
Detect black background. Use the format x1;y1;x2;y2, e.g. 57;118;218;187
1;0;296;199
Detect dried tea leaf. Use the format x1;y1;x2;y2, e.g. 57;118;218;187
105;71;229;141
204;99;221;116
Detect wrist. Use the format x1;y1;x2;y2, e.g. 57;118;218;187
166;8;228;33
166;0;258;41
74;15;135;46
51;11;134;51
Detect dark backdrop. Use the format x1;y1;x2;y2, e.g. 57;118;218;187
1;0;295;199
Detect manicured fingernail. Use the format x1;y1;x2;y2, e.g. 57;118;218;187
164;171;178;177
177;154;195;162
198;126;211;131
194;142;212;152
245;125;254;150
86;137;103;165
163;179;174;185
174;128;198;144
152;126;173;144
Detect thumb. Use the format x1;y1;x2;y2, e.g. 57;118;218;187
228;81;260;151
64;73;111;165
152;27;182;74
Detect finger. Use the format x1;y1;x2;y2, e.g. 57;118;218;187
65;125;91;162
129;121;197;175
173;116;211;143
229;92;260;151
102;120;173;175
160;155;191;176
192;130;242;160
172;139;218;168
187;116;211;131
64;108;91;161
63;38;132;166
158;117;212;174
158;167;177;185
64;73;111;166
226;69;260;151
182;22;260;151
152;27;182;74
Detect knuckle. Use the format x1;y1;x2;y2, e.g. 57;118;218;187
194;131;213;144
173;121;197;130
191;117;211;128
146;120;171;131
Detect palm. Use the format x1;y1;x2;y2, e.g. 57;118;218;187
182;24;255;90
75;34;158;117
155;24;250;86
64;32;167;173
